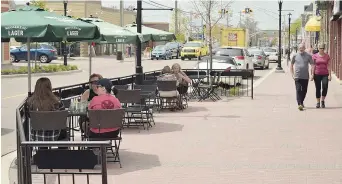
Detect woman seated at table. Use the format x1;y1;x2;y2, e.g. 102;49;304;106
171;63;191;95
88;78;122;138
79;73;103;132
81;73;103;102
27;77;67;147
157;66;181;110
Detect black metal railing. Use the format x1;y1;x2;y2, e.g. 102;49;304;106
16;100;111;184
14;68;254;184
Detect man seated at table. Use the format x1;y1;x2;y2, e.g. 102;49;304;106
88;78;122;138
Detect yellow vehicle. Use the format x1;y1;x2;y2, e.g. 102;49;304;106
181;41;208;60
220;28;249;48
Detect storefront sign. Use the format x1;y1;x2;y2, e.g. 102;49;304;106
333;0;342;15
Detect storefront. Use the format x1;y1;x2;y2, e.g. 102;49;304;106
327;0;342;81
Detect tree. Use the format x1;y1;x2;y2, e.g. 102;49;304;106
30;0;47;10
169;8;190;42
290;18;301;35
191;0;233;79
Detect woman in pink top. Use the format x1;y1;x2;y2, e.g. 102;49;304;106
311;43;331;108
88;78;122;138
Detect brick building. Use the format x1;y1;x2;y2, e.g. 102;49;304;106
315;0;341;82
1;0;10;64
325;0;341;81
44;0;136;57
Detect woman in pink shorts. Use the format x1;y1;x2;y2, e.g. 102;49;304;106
311;43;331;108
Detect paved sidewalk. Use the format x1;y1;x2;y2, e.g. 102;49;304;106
4;66;342;184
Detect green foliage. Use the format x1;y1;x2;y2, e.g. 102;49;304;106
175;33;185;42
30;0;47;10
229;87;240;96
1;65;78;75
169;8;190;34
290;18;301;35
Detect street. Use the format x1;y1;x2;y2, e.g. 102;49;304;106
1;56;277;155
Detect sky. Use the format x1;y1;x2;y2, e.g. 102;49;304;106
14;0;312;30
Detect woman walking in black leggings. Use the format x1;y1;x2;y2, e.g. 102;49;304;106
311;43;331;108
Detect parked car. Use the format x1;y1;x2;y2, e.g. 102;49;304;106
194;55;242;86
247;49;270;70
181;41;208;60
165;42;182;59
151;45;172;60
262;47;278;62
214;47;254;70
10;46;20;50
10;43;58;63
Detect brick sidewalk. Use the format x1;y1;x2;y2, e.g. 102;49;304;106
8;68;342;183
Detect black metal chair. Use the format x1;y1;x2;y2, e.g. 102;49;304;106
156;80;180;111
88;109;125;168
197;72;222;102
30;110;70;144
116;89;151;130
133;84;158;125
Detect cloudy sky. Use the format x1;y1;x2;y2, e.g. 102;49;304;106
14;0;312;30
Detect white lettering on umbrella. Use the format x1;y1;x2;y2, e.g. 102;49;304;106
67;31;79;36
160;36;167;40
116;38;125;43
65;27;81;37
8;30;24;36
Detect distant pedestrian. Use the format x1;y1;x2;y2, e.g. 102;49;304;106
311;43;331;108
290;44;314;111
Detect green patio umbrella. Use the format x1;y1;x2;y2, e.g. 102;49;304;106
79;18;146;44
1;6;101;42
124;24;176;42
1;5;100;95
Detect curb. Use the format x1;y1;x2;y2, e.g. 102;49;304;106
1;69;83;79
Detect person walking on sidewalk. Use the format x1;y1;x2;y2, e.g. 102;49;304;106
290;44;314;111
311;43;331;108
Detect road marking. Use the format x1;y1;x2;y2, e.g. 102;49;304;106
2;93;26;100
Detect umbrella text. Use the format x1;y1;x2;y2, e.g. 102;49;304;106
116;38;125;43
67;31;79;36
8;30;24;36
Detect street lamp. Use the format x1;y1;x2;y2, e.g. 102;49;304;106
287;12;292;61
63;0;68;66
277;0;283;71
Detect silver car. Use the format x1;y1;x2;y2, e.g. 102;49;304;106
247;49;270;70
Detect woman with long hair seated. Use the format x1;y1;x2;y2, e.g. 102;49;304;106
27;77;67;146
88;78;122;138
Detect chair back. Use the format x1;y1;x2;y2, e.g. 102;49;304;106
61;99;71;108
142;80;156;85
88;109;125;129
30;110;68;130
157;80;177;91
134;84;157;92
114;85;129;90
116;89;142;104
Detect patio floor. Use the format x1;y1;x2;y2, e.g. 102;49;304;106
10;67;342;184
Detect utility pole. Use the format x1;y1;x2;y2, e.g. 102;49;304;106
276;0;283;71
175;0;178;35
119;0;124;61
239;11;242;27
188;12;192;42
226;12;229;27
201;18;205;42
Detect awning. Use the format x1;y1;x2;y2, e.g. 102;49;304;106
305;16;321;32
